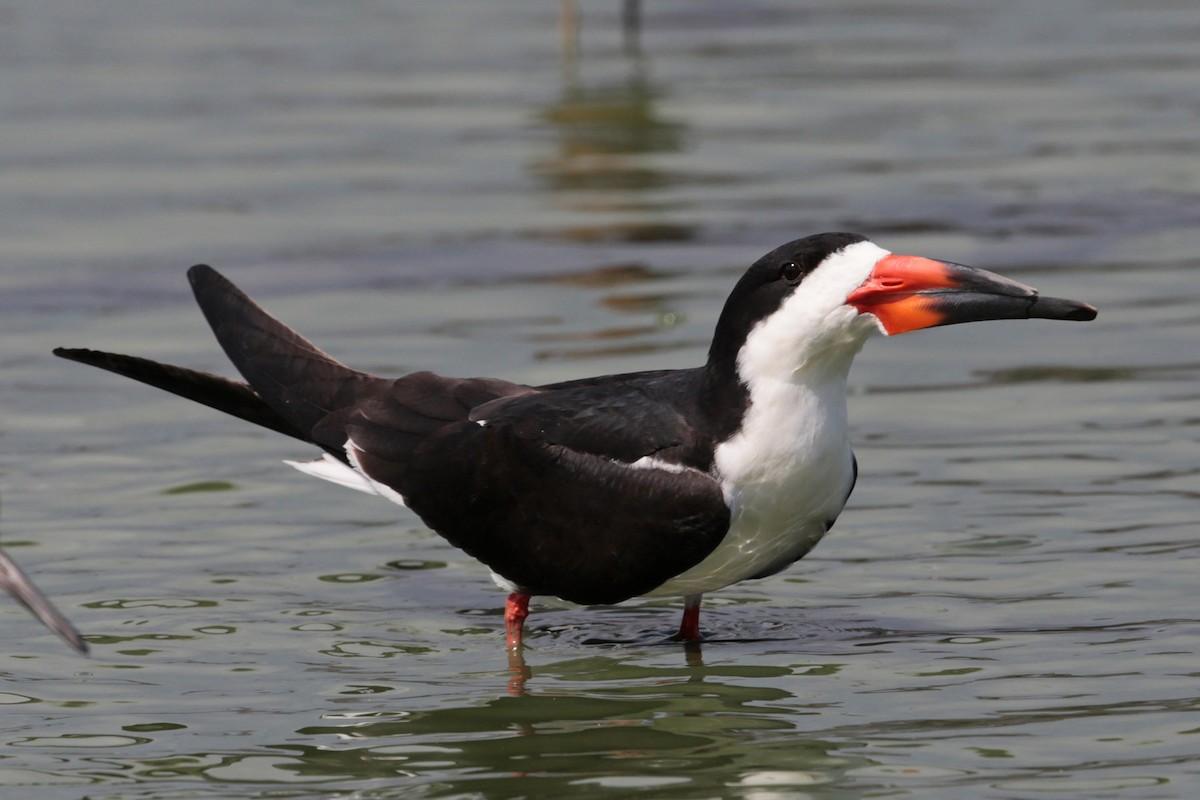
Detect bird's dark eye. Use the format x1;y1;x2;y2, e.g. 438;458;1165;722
780;261;804;284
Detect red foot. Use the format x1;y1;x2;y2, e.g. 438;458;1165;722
675;595;703;641
505;592;531;650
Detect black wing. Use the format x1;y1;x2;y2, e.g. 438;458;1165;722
345;368;729;604
186;265;387;457
350;419;729;604
468;369;708;467
56;266;732;603
52;348;308;442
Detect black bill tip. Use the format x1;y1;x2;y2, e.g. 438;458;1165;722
1028;296;1098;322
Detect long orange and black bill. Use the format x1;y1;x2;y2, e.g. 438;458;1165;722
847;254;1098;335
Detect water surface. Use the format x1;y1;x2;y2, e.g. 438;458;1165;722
1;2;1198;798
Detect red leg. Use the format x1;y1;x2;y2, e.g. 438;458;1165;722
675;593;704;641
505;592;531;650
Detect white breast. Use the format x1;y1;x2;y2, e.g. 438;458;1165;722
647;374;856;597
647;243;883;598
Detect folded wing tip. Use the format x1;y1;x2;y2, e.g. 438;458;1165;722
187;264;217;283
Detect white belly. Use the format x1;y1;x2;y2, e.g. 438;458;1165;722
647;446;854;597
648;374;856;597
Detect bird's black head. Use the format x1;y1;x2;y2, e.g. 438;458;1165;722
705;231;1098;386
706;232;870;372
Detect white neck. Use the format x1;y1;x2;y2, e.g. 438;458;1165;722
648;239;887;597
652;341;863;597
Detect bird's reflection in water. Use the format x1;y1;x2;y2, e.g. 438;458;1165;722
290;644;857;798
507;645;534;695
506;635;705;696
537;0;691;243
559;0;643;65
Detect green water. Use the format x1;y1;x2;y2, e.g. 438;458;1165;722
2;2;1198;798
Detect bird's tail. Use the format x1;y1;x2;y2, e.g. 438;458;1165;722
56;265;384;454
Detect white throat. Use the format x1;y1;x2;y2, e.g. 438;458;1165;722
738;240;888;382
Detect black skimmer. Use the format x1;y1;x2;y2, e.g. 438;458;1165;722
1;499;88;653
54;233;1096;648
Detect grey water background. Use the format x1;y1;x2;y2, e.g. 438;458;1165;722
1;1;1198;797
